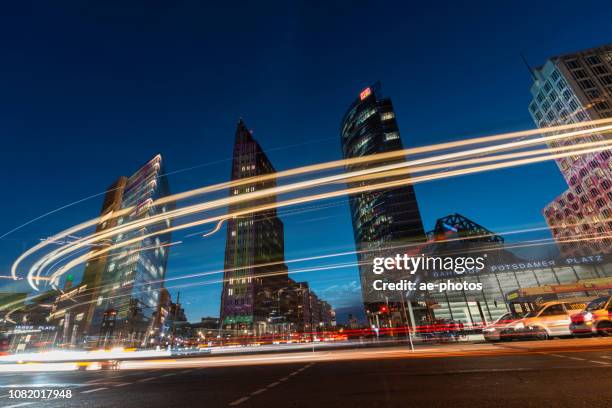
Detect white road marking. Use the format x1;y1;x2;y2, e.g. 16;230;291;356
5;403;34;408
600;356;612;359
114;382;132;387
542;352;611;366
228;396;250;406
227;362;314;405
81;387;108;394
137;377;157;382
251;388;267;396
161;373;176;377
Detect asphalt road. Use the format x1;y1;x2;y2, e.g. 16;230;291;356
2;338;612;408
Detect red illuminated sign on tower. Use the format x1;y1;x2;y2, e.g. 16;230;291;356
359;87;371;100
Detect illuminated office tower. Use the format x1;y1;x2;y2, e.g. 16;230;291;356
89;155;174;346
77;177;127;338
340;83;426;326
220;119;290;336
528;45;612;256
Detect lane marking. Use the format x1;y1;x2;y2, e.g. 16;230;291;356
81;387;108;394
161;373;176;377
114;382;132;387
5;403;34;408
601;356;612;359
251;388;266;396
567;356;586;361
137;377;157;382
226;362;314;406
589;360;610;365
229;396;250;406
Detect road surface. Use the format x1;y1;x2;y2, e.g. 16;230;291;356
1;337;612;407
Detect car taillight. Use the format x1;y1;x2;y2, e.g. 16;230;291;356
571;314;584;324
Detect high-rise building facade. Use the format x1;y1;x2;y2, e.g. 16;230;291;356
220;119;290;335
528;45;612;256
340;82;426;326
88;155;174;346
79;177;127;337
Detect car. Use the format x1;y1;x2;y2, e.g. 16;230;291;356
419;318;466;342
483;312;521;342
505;300;587;340
570;296;612;336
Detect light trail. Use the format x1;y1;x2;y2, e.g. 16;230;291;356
43;141;611;287
35;141;612;290
341;139;611;184
152;117;612;207
201;220;225;238
11;120;612;288
43;229;611;323
7;222;608;326
26;131;612;285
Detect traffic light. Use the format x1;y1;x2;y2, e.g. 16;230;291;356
379;305;389;314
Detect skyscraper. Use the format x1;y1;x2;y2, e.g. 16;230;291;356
79;177;127;337
220;119;290;336
340;82;426;326
88;155;174;346
528;45;612;256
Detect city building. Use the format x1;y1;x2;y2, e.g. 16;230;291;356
219;119;292;336
283;280;336;336
528;45;612;256
219;120;335;339
340;82;426;327
422;214;612;327
151;287;172;344
51;155;174;347
0;292;27;325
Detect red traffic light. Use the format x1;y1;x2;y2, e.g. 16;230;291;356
379;305;389;314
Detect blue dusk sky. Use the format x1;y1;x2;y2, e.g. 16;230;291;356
1;1;611;322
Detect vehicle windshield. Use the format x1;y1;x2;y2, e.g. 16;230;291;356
585;297;610;311
524;304;548;318
494;313;511;325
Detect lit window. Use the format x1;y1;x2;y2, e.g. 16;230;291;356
355;137;370;150
384;132;400;141
380;112;395;120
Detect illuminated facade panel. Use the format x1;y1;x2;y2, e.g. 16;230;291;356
528;45;612;256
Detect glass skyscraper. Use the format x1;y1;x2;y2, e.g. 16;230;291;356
89;155;173;346
340;82;426;326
